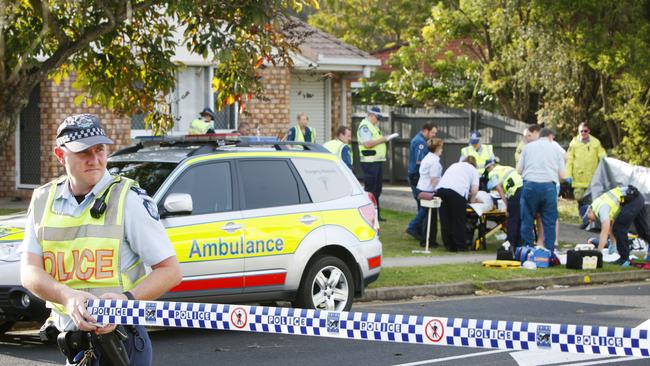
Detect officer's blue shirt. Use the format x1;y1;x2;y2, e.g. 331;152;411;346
286;126;314;142
341;145;353;169
408;132;428;174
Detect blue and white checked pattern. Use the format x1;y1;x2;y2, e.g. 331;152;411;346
56;127;106;146
87;300;650;357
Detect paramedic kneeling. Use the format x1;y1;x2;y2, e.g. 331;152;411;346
20;114;182;365
584;185;650;266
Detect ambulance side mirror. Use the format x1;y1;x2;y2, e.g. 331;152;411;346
161;193;193;217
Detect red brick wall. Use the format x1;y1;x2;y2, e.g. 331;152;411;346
0;75;131;199
238;67;291;138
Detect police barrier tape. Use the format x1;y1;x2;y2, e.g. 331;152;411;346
87;299;650;357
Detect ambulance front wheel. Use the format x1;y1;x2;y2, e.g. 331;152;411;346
295;256;354;312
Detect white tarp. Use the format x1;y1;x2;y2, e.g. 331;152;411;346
586;157;650;222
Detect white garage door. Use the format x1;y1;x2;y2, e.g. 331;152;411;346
290;73;331;143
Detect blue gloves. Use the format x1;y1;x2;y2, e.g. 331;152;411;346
565;177;573;185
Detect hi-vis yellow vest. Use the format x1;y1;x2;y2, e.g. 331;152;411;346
488;165;523;197
591;187;623;221
461;144;493;174
293;125;316;143
31;176;146;314
189;118;212;134
323;139;353;164
357;118;386;163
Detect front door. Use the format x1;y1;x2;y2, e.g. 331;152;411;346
18;85;41;187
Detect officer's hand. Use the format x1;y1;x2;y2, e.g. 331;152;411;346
65;289;100;332
91;293;130;334
565;177;573;185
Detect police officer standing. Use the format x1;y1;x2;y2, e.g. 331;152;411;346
460;130;495;176
286;113;316;143
189;107;217;134
357;106;398;221
21;114;182;365
584;185;650;266
323;126;353;169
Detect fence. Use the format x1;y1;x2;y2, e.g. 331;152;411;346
350;106;529;183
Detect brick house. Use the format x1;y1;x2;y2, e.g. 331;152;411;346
0;22;379;199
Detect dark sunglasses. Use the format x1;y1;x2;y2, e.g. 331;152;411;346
580;129;589;133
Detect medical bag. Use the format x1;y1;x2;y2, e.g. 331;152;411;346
530;247;552;268
566;246;603;270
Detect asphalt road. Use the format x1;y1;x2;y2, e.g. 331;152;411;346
2;283;649;366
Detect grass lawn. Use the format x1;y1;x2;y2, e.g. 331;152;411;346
369;262;637;288
379;209;501;258
0;208;24;216
558;197;581;225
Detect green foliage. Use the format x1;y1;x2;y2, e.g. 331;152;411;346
0;0;318;144
308;0;435;52
343;0;650;163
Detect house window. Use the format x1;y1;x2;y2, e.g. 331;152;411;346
130;66;237;133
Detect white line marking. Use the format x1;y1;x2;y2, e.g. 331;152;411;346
509;350;612;366
565;356;642;366
391;349;509;366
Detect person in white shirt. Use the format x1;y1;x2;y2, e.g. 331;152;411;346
435;156;480;251
406;138;444;247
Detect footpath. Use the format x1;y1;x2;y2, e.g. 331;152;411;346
361;185;650;302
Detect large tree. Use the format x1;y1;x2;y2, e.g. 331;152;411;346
308;0;435;52
0;0;317;148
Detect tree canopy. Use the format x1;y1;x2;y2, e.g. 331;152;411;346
0;0;318;148
316;0;650;164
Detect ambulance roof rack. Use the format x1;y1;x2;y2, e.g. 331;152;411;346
110;134;329;158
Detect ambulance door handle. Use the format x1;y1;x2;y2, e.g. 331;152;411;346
300;215;317;225
221;222;242;233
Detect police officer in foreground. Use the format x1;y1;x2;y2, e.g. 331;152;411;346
21;114;182;365
323;126;353;169
484;159;524;248
357;106;398;221
584;185;650;266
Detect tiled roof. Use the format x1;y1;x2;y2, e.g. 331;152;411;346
291;18;378;65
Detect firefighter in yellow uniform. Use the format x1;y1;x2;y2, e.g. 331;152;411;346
566;122;606;226
585;185;650;266
323;126;353;169
485;159;524;247
460;130;495;176
21;114;182;365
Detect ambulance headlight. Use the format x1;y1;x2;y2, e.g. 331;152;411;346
0;241;21;262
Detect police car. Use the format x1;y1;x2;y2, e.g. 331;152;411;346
0;136;382;333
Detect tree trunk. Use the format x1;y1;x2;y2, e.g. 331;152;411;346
0;84;31;152
600;74;620;147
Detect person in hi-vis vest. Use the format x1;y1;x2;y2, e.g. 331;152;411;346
21;114;182;365
460;130;495;176
324;126;353;169
188;107;216;134
584;186;650;266
286;113;316;143
485;159;524;247
357;106;399;221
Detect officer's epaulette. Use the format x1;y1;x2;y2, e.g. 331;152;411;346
129;186;148;196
